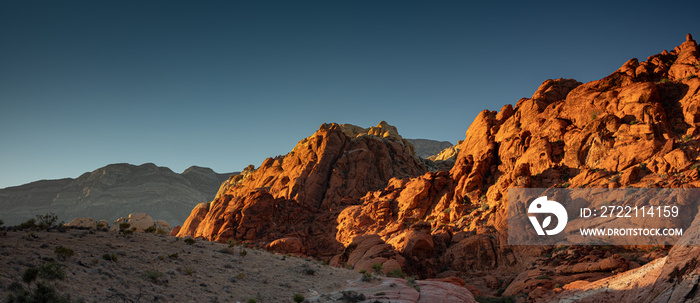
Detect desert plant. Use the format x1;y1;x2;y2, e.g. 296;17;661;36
121;229;134;235
340;290;366;302
118;222;130;230
36;213;59;229
293;293;305;303
406;276;420;291
54;246;74;260
371;263;383;274
102;253;118;262
144;226;156;233
536;275;552;280
38;262;66;280
168;253;179;260
247;298;257;303
20;218;37;230
6;281;73;303
142;270;164;283
156;228;167;235
239;248;248;256
184;237;196;245
387;268;406;278
0;219;4;226
302;264;316;276
610;175;621;183
361;272;372;282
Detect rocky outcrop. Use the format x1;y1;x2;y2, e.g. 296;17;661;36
109;212;170;233
179;35;700;300
0;163;234;226
330;34;700;299
176;122;426;257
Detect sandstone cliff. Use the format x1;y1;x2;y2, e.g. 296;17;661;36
0;163;234;226
176;121;426;257
178;35;700;301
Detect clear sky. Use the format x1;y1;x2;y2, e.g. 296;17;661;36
1;0;698;189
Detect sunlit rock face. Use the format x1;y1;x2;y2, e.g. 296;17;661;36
179;35;700;300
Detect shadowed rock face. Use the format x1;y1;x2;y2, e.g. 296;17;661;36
179;35;700;300
406;138;454;159
0;163;233;226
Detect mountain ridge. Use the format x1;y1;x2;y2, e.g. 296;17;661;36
0;162;235;226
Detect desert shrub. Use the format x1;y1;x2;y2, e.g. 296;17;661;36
20;218;37;230
118;223;130;230
301;264;316;276
227;239;237;247
387;268;406;278
168;253;179;260
54;246;74;260
144;226;156;233
247;298;257;303
371;262;383;274
36;213;59;229
38;262;66;281
6;282;73;303
293;293;305;303
121;229;134;235
0;219;4;226
406;276;420;291
142;270;164;283
184;237;196;245
156;228;167;235
340;290;366;302
22;267;39;284
239;248;247;256
102;253;118;262
361;272;372;282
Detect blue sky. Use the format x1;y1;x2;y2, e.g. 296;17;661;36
1;1;698;189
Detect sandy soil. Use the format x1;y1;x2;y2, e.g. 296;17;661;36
0;228;361;303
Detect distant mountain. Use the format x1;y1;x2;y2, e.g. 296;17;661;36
406;138;454;158
0;163;234;226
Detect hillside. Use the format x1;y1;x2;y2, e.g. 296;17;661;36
0;163;234;226
406;139;454;159
175;34;700;302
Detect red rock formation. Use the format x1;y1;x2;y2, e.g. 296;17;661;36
179;35;700;300
177;122;425;257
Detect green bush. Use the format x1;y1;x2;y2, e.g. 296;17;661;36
118;222;131;230
239;248;247;256
142;270;164;283
371;262;383;274
54;246;74;260
144;226;157;233
293;293;305;303
184;237;196;245
38;262;65;281
6;282;73;303
20;218;37;230
156;228;167;235
102;253;118;262
36;213;58;229
387;268;406;278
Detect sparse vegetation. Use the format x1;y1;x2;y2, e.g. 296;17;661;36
184;237;196;245
406;276;420;291
536;275;552;280
247;298;257;303
361;272;372;282
340;290;366;302
387;268;407;278
118;222;131;230
36;213;59;229
144;226;156;233
293;293;305;303
54;246;74;260
371;262;383;274
168;253;179;260
610;175;621;183
6;261;72;303
239;248;248;256
156;228;167;235
142;270;164;283
102;253;118;262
